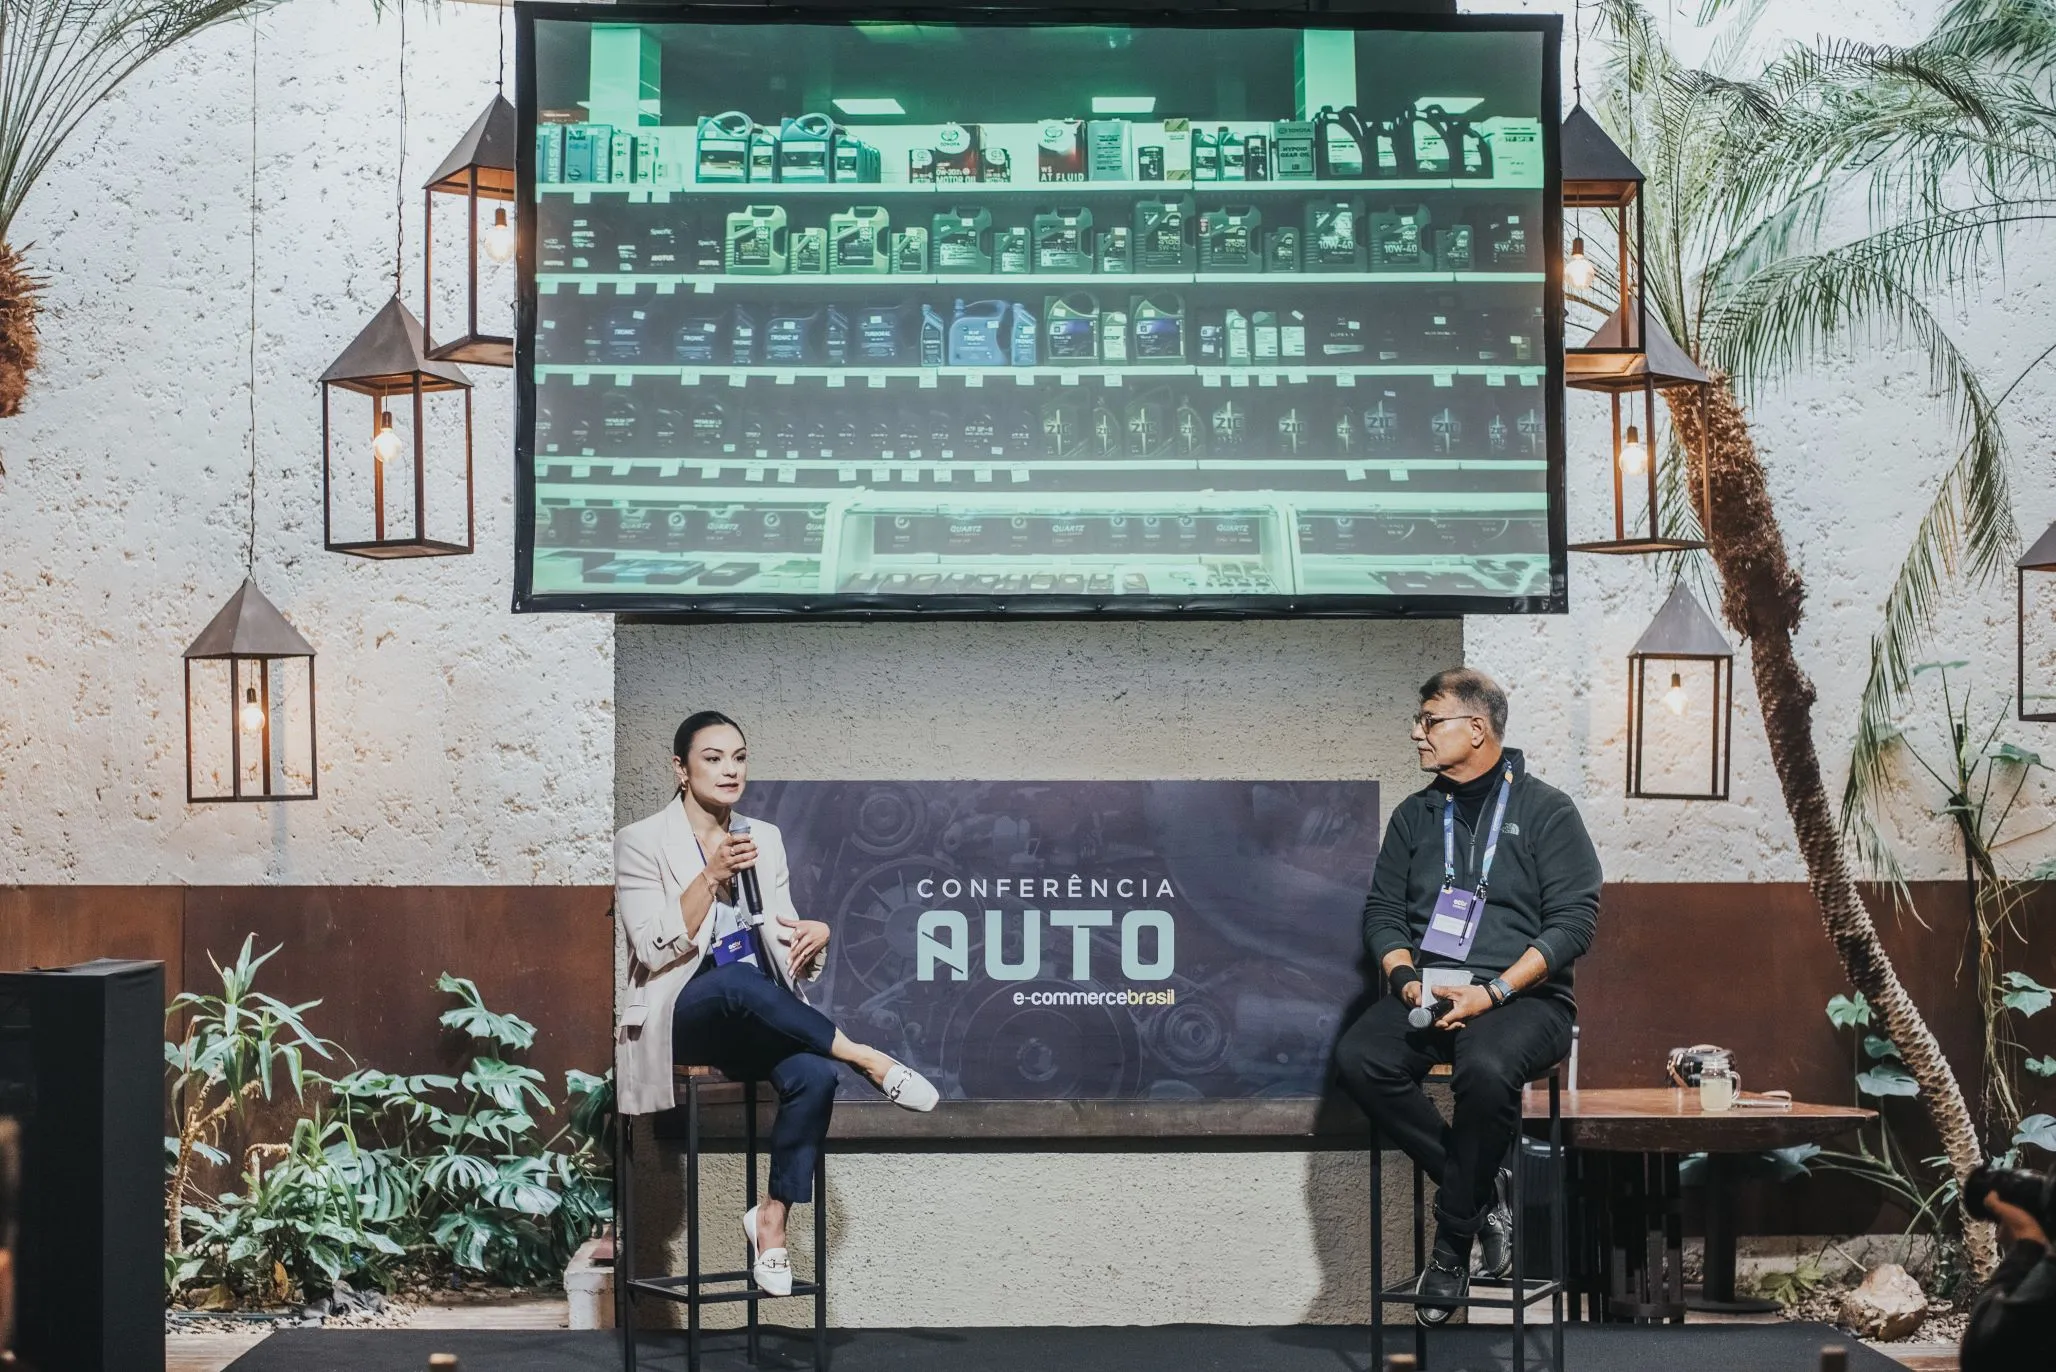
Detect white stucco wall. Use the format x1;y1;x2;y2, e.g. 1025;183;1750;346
0;1;615;883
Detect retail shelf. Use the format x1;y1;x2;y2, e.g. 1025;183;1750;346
532;362;1549;384
537;455;1547;477
536;269;1544;293
535;176;1545;200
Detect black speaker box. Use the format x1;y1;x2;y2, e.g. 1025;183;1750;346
0;959;165;1372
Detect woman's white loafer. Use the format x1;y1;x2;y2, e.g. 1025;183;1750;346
881;1062;939;1112
741;1206;794;1296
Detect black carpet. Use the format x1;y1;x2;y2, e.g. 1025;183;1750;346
223;1323;1909;1372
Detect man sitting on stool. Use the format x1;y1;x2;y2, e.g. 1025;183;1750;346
1336;668;1602;1324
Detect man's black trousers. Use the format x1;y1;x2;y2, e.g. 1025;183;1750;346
1334;992;1574;1238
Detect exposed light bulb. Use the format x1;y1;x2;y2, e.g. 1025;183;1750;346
240;686;266;733
1565;236;1596;292
1618;424;1648;477
482;207;516;264
372;411;402;464
1664;671;1688;717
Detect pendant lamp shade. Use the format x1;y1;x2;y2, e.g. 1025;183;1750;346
320;295;475;559
424;95;516;367
183;578;318;803
1626;584;1734;800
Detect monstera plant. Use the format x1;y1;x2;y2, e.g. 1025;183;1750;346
0;0;271;437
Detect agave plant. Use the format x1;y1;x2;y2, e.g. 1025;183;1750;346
0;0;275;430
1589;0;2056;1277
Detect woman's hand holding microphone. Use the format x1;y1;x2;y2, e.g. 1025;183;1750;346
699;829;758;896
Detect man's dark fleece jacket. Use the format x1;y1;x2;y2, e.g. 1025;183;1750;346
1361;747;1603;1003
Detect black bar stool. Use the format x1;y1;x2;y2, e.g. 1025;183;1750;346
616;1065;828;1372
1370;1061;1567;1372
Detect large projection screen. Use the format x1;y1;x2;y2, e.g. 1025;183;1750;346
514;7;1564;618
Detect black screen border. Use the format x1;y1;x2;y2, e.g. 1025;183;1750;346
511;3;1566;622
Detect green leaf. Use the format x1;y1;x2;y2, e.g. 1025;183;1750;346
460;1057;551;1112
1913;660;1972;676
1828;993;1874;1028
2002;971;2054;1017
2013;1114;2056;1153
1986;741;2045;768
436;973;538;1050
1857;1062;1921;1097
1863;1033;1902;1060
2025;1056;2056;1078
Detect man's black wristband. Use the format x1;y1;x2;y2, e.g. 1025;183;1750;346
1389;964;1422;999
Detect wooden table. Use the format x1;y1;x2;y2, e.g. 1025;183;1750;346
1521;1087;1874;1321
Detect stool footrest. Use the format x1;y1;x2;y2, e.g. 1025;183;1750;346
629;1274;824;1306
1375;1278;1564;1310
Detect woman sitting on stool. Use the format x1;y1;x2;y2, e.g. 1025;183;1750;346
614;710;938;1294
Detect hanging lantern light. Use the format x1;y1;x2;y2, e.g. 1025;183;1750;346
1567;303;1711;554
423;95;515;367
320;295;475;558
184;579;318;803
2017;521;2056;721
1627;583;1734;801
1560;106;1642;320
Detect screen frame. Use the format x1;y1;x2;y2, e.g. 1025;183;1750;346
511;3;1566;622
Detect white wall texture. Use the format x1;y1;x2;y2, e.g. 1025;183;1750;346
4;0;2056;1327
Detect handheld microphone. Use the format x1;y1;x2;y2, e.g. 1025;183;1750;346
730;816;764;919
1408;995;1456;1030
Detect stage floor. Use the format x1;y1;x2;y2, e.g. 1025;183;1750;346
222;1321;1912;1372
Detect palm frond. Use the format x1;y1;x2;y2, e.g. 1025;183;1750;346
0;0;279;241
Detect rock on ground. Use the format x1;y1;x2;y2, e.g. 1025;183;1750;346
1839;1263;1928;1341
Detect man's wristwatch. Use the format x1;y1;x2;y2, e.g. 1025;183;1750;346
1485;976;1515;1006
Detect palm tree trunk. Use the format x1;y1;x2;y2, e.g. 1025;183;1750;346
1669;375;1996;1280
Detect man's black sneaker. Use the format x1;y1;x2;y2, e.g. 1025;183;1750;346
1474;1168;1514;1281
1415;1234;1471;1326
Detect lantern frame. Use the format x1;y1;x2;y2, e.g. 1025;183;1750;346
424;95;515;368
1566;304;1711;554
1626;583;1734;801
183;578;318;804
320;295;476;559
2017;520;2056;721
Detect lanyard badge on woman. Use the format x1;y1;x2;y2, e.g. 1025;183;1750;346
1420;761;1514;961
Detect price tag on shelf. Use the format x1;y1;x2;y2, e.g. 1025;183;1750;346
572;189;592;205
655;461;682;480
934;467;954;483
1432;370;1455;387
745;466;766;482
678;371;700;387
1389;467;1410;482
728;373;748;388
974;466;994;483
656;281;677;295
919;373;938;389
614;280;637;296
1016;372;1037;386
569;462;592;480
578;280;600;296
775;371;797;386
1257;371;1279;388
965;372;984;388
1289;370;1310;385
940;449;955;461
1520;372;1541;387
1061;372;1081;386
1011;467;1030;483
778;465;798;484
880;450;896;461
754;448;769;461
701;464;722;479
868;375;888;389
1106;372;1123;387
1337;373;1356;387
907;449;923;461
1202;372;1223;387
1485;372;1507;387
826;374;846;388
571;371;591;387
1345;465;1367;482
871;466;892;483
1231;373;1252;388
784;449;800;462
693;280;715;295
899;466;922;483
818;448;833;460
614;372;634;386
838;465;858;482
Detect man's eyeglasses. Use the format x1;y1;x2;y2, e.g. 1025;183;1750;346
1411;712;1482;732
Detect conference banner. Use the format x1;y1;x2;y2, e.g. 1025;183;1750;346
745;780;1379;1102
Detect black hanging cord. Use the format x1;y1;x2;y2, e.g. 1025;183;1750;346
497;0;506;95
394;1;407;296
245;19;259;575
1572;0;1584;105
